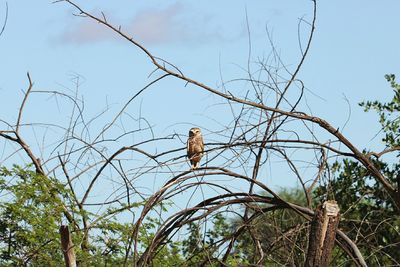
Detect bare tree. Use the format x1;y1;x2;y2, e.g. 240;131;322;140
1;0;399;266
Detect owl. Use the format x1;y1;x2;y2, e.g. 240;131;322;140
187;127;204;169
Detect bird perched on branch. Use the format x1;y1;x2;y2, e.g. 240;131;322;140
187;127;204;169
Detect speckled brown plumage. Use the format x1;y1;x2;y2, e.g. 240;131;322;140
187;127;204;169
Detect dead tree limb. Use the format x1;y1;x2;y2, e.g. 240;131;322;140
305;200;340;267
59;225;77;267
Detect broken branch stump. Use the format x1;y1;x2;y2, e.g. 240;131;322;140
305;200;340;267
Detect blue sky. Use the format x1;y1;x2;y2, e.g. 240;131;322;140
1;1;400;191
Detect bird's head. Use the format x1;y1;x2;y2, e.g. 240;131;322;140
189;127;201;137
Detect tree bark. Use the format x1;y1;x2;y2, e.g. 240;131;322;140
60;225;77;267
305;200;340;267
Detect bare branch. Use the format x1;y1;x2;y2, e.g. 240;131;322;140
16;72;34;134
0;1;7;38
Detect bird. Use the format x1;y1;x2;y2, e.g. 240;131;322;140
187;127;204;169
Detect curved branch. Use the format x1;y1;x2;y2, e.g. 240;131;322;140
0;1;7;38
61;0;398;210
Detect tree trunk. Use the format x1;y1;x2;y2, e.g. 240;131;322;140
60;225;77;267
305;200;340;267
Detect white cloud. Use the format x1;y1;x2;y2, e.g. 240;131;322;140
128;3;183;44
59;3;240;46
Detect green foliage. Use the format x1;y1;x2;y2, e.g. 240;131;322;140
180;213;232;266
137;216;185;267
89;219;131;266
0;165;185;266
0;165;66;266
360;74;400;147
